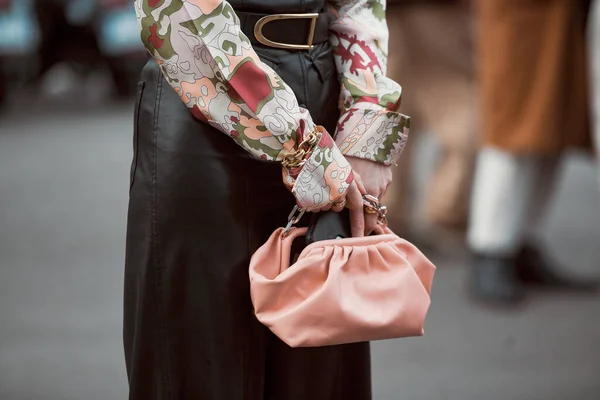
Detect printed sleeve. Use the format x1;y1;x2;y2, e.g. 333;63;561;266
328;0;410;165
135;0;354;210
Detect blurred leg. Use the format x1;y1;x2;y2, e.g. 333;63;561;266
412;3;477;231
423;79;478;230
466;148;545;304
467;148;543;257
33;0;65;78
467;148;597;302
516;157;598;290
522;156;562;239
385;3;478;232
383;4;421;232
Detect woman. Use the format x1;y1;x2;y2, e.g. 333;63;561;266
124;0;408;398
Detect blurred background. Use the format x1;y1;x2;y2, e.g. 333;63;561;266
0;0;599;399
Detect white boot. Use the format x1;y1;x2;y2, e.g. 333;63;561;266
467;148;558;256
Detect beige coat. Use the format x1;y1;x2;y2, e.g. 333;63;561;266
475;0;592;154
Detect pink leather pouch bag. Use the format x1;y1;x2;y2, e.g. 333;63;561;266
249;226;436;348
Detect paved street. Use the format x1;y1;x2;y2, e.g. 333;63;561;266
1;103;599;400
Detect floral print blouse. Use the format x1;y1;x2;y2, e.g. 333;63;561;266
135;0;409;211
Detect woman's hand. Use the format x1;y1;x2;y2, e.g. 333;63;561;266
346;156;393;236
344;178;367;238
312;173;366;238
312;156;392;237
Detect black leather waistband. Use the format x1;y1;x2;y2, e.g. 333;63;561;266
236;10;331;49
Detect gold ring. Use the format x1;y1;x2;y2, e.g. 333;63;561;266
364;205;378;214
332;199;346;208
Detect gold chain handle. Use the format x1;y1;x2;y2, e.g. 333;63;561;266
281;127;322;170
363;194;388;226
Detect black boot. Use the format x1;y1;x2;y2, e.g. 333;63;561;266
471;254;526;306
515;243;599;292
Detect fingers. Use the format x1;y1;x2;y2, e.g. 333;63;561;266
349;207;365;238
344;181;365;237
306;170;386;238
371;224;386;236
345;181;363;210
353;172;367;196
331;197;346;213
364;212;378;236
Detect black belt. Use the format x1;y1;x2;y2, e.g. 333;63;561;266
236;11;331;50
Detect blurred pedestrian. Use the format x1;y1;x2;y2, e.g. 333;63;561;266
468;0;598;305
385;0;477;240
124;0;408;398
33;0;102;81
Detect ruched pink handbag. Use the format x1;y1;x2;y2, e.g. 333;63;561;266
249;224;436;348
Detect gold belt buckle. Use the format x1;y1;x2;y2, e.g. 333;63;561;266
254;13;319;50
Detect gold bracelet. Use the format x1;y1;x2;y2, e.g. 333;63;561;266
281;126;322;170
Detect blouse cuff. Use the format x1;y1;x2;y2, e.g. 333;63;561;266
334;72;410;165
283;126;354;211
335;104;410;166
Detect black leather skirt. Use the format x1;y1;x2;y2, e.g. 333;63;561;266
123;40;372;399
